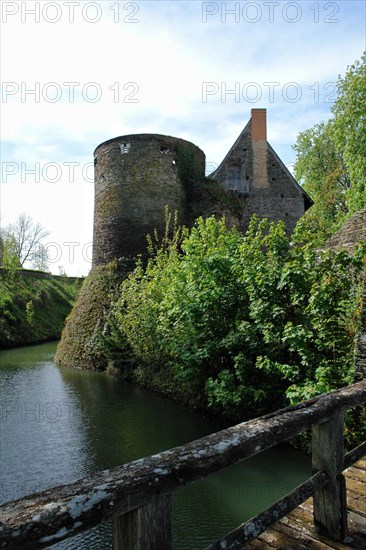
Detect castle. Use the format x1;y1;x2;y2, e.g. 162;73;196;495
92;108;312;267
56;109;313;369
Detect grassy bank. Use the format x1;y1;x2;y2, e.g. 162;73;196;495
0;270;83;349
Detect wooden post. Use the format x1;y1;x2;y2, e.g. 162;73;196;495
112;494;172;550
312;412;347;541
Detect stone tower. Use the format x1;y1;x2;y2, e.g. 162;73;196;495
56;111;313;370
92;133;205;266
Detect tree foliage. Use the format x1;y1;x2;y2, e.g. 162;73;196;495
293;120;349;242
0;234;20;275
293;52;366;241
1;213;50;270
332;52;366;213
110;216;364;420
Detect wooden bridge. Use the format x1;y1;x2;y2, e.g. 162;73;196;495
245;459;366;549
0;380;365;549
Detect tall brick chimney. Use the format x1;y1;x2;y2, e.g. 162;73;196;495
251;108;267;141
251;108;268;188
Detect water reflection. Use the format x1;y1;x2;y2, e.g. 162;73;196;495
0;342;310;549
0;343;92;503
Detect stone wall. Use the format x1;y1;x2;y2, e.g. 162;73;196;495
327;206;366;253
92;134;205;265
243;143;307;234
211;119;310;234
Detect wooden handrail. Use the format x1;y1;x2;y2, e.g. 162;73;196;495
343;440;366;469
0;380;365;549
205;470;330;550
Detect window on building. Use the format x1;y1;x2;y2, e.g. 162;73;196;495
227;165;243;192
244;176;250;194
120;143;130;154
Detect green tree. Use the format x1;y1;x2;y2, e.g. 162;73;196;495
332;51;366;213
0;234;21;276
293;119;350;242
2;213;49;268
293;52;366;242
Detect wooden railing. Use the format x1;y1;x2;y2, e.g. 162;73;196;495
1;381;365;549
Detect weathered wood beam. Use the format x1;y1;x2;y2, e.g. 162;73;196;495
312;413;347;540
204;470;329;550
0;380;365;549
344;441;366;470
112;495;172;550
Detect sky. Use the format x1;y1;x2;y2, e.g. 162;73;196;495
1;0;365;276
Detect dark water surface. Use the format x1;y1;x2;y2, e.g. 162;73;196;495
0;342;311;548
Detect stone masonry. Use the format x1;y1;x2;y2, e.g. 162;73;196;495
210;109;313;235
92;110;312;266
56;109;314;369
93;134;205;266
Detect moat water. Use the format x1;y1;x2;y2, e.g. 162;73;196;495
0;342;311;549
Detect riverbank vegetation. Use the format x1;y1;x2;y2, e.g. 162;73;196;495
54;261;133;369
0;270;82;348
96;215;366;448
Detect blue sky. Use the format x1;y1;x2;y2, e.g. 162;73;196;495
1;0;365;275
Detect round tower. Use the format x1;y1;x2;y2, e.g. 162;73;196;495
92;133;205;266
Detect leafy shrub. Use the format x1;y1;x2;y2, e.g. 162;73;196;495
111;215;364;423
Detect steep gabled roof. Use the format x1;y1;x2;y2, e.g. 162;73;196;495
210;114;313;208
210;120;251;179
267;142;313;207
